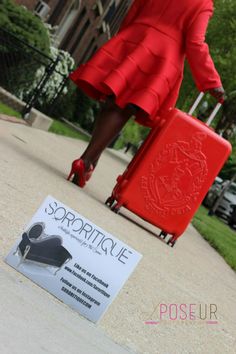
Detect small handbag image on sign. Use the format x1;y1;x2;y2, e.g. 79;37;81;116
14;222;72;274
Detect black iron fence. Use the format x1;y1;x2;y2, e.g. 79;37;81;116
0;27;70;117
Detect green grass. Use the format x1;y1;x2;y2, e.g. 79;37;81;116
0;101;89;142
0;101;21;118
192;206;236;271
49;120;89;142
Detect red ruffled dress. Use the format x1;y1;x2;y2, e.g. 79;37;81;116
69;0;222;127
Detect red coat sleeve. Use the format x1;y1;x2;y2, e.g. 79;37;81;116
118;0;142;31
185;9;222;92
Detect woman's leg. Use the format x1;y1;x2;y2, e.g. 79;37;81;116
81;96;137;168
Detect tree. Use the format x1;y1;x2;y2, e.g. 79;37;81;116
215;91;236;139
177;0;236;110
207;0;236;94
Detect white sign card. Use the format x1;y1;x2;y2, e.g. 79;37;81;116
5;196;142;322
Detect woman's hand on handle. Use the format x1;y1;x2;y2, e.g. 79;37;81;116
208;87;226;103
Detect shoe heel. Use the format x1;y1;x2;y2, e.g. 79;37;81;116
67;159;93;187
67;159;85;187
67;160;78;181
67;169;74;181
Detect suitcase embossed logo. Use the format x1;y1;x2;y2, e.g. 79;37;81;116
141;132;208;217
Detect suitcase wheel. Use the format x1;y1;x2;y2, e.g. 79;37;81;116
111;203;121;214
105;196;115;207
167;237;176;248
159;231;168;239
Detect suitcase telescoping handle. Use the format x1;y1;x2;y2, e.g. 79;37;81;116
188;92;222;126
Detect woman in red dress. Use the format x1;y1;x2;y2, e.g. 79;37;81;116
68;0;225;187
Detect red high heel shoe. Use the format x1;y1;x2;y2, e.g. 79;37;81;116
67;159;94;188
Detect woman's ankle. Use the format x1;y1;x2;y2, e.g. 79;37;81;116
80;156;93;171
80;154;100;170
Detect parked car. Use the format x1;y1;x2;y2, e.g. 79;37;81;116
203;176;223;208
215;182;236;221
203;178;236;224
228;204;236;228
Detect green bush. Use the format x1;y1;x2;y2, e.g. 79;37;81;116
0;0;51;99
48;81;78;121
114;119;150;150
0;0;50;55
72;90;100;133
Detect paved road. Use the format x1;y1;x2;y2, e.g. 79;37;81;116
0;119;235;354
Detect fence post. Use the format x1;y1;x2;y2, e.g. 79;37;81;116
22;55;61;119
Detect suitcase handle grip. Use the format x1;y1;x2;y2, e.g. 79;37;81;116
188;92;222;126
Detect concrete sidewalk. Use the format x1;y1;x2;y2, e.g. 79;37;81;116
0;119;236;354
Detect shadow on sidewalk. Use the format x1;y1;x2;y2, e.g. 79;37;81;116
90;194;166;244
118;212;166;244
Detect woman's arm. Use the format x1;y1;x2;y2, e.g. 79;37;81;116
185;9;224;98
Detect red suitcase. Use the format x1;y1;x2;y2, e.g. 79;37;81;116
106;94;232;247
